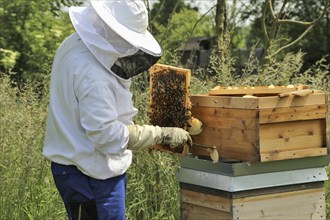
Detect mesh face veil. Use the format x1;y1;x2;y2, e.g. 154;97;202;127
70;1;163;80
111;50;161;79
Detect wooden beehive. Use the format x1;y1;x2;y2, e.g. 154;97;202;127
148;64;191;154
190;86;328;162
180;182;326;220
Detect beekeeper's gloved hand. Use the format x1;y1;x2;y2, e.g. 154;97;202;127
161;127;193;148
127;125;192;151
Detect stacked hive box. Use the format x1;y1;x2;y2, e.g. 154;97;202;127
177;156;328;219
147;65;329;219
178;86;329;220
189;86;328;162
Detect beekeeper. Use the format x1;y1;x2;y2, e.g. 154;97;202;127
43;1;192;219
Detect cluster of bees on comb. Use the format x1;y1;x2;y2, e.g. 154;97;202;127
148;68;191;128
148;68;192;153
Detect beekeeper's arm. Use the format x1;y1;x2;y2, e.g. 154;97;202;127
76;73;191;154
127;125;192;151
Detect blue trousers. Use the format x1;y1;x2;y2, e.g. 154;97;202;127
51;162;126;220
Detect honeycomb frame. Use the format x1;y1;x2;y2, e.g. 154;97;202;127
148;64;191;154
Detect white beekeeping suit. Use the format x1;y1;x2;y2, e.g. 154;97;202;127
43;1;191;180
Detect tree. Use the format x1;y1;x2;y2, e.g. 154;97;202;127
151;0;183;26
214;0;232;76
236;0;329;71
0;0;83;83
260;0;328;66
287;0;330;69
215;0;228;58
149;1;214;64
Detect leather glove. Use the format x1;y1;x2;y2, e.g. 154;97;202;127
127;125;192;151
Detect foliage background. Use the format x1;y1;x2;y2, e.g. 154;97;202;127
0;0;329;219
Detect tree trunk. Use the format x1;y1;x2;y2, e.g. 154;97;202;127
215;0;227;61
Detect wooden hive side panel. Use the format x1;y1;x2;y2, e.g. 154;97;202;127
259;119;328;161
191;93;327;110
181;189;231;212
190;106;260;162
258;93;327;109
181;203;231;220
232;187;326;220
181;189;232;220
190;95;259;109
208;85;300;96
259;105;327;124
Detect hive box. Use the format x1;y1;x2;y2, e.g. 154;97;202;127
180;182;326;220
177;157;328;220
190;89;328;162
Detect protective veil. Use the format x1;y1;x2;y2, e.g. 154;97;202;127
69;5;161;80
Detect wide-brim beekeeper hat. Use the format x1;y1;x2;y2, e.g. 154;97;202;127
91;0;161;56
69;0;162;79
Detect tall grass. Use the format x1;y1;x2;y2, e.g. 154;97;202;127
0;74;66;219
127;73;182;220
0;50;329;219
0;72;182;220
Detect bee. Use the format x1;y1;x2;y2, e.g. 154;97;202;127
148;69;190;129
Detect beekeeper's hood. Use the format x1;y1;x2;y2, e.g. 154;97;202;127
69;0;162;79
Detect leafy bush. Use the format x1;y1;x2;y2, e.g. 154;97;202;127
0;1;75;83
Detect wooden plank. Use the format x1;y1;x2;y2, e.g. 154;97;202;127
150;63;190;75
258;93;327;109
232;187;326;220
259;120;327;153
208;85;301;96
181;203;231;220
232;182;325;199
259;105;327;124
191;106;258;119
191;107;259;161
190;144;259;162
191;93;326;109
181;189;231;212
191;95;260;109
191;126;258;145
191;133;259;161
260;148;328;162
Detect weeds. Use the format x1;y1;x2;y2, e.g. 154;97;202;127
0;49;329;219
0;73;65;219
0;71;182;219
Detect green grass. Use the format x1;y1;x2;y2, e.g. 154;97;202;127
0;75;65;219
0;51;329;219
0;73;182;220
